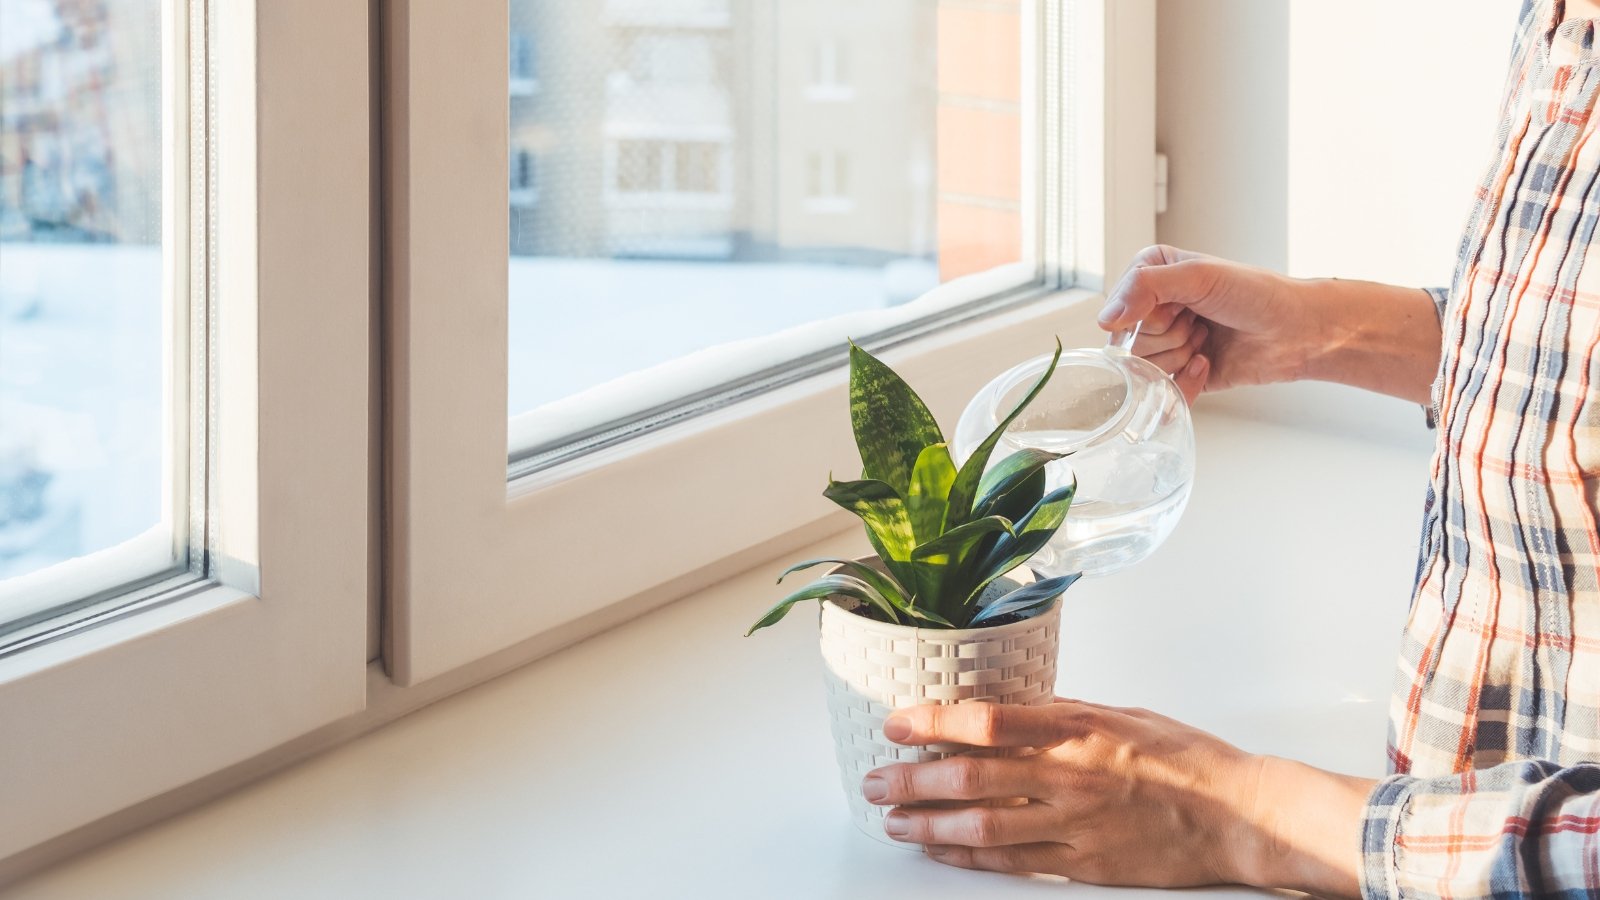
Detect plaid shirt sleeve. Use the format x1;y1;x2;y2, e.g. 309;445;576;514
1364;1;1600;897
1361;762;1600;898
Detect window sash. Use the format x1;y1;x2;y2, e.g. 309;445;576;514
385;0;1155;686
507;1;1049;474
0;0;371;864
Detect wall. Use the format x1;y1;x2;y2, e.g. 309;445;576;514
1154;0;1510;446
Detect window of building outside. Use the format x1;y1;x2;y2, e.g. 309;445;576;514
509;31;538;93
805;150;852;214
806;38;853;102
0;0;183;635
507;0;1025;463
611;139;727;198
511;147;538;207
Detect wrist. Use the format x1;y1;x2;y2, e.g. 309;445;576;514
1231;755;1371;898
1291;277;1441;403
1288;277;1359;384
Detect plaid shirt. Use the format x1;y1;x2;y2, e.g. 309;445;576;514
1361;2;1600;897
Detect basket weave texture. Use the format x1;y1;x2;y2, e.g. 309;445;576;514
818;595;1061;846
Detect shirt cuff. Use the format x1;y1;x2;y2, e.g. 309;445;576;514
1360;774;1416;900
1422;287;1449;430
1423;286;1450;320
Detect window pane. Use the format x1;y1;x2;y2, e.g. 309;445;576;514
509;0;1026;459
0;0;181;627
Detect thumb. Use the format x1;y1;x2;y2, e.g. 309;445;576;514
1099;258;1218;331
1173;353;1209;405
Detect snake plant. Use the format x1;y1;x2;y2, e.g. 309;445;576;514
746;339;1080;635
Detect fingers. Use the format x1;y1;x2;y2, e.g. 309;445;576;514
864;755;1040;805
1130;309;1198;356
1143;320;1209;373
924;842;1074;877
1172;354;1209;405
1141;301;1189;335
1099;253;1219;331
883;700;1090;748
883;801;1060;847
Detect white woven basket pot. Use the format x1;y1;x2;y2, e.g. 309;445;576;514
818;580;1061;848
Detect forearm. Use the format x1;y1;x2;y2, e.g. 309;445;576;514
1230;756;1374;898
1294;278;1442;404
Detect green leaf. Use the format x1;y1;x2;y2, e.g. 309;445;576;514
909;515;1016;621
777;557;910;609
966;481;1076;606
906;443;957;545
972;447;1061;522
969;572;1082;626
977;467;1046;542
822;478;916;561
848;342;944;498
821;478;920;594
945;339;1063;529
744;574;901;636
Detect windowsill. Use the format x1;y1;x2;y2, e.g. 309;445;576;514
804;84;857;102
804;196;857;214
5;405;1431;896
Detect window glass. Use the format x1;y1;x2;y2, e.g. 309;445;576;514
508;0;1026;460
0;0;181;628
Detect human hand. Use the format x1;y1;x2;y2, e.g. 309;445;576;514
860;699;1368;896
1098;245;1325;404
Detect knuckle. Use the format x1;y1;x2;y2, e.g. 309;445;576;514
976;703;1006;743
892;764;924;802
1125;266;1152;296
991;844;1032;871
947;758;986;797
963;809;1003;847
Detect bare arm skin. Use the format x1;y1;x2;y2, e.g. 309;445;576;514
1097;245;1443;406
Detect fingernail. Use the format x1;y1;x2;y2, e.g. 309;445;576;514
926;845;949;859
883;717;912;743
862;776;888;803
1097;299;1126;325
884;811;911;838
1183;354;1206;377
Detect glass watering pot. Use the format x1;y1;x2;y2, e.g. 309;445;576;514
953;326;1195;577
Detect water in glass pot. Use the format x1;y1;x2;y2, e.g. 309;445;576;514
1008;433;1192;577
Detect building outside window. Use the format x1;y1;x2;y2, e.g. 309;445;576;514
505;0;944;420
0;0;167;594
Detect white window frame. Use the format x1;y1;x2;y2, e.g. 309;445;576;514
385;0;1153;686
0;0;370;864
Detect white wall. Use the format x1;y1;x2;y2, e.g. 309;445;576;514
1282;1;1509;285
1154;0;1510;446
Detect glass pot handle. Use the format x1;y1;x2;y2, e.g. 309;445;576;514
1106;320;1143;355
